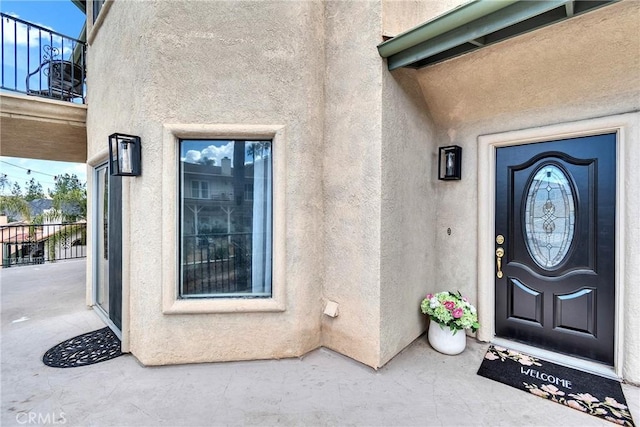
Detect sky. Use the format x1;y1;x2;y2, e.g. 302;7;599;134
181;140;272;166
0;0;87;196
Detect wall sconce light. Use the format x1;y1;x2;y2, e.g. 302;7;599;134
438;145;462;180
109;133;141;176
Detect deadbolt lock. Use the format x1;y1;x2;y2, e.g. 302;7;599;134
496;234;504;245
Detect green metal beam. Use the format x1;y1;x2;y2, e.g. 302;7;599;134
72;23;87;65
387;0;570;70
377;0;518;58
71;0;86;14
379;0;620;70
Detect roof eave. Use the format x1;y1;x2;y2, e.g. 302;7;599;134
378;0;620;70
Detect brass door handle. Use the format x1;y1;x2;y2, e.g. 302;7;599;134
496;247;505;279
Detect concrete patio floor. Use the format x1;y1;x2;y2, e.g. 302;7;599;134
1;259;638;426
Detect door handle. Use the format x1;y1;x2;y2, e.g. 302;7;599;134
496;247;505;279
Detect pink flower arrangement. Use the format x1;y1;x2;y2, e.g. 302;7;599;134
420;291;479;332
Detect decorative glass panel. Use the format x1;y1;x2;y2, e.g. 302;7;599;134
524;164;575;269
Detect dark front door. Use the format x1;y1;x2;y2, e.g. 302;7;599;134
495;133;616;365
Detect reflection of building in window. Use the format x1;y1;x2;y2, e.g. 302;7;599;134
191;181;209;199
244;184;254;201
93;0;106;22
179;140;272;298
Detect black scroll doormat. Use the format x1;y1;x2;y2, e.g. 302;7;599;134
477;345;635;426
43;327;122;368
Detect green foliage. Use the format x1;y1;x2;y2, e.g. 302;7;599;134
246;142;270;161
24;178;45;201
0;195;30;222
47;237;57;262
10;182;22;197
421;291;480;333
44;225;76;262
0;174;9;194
198;157;216;166
32;208;64;225
0;172;86;223
49;174;86;222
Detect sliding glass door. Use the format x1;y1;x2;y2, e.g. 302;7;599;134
93;163;122;331
95;164;109;314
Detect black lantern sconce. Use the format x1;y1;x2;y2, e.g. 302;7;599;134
438;145;462;180
109;133;141;176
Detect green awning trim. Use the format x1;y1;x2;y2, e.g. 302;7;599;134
378;0;619;70
72;23;87;65
71;0;87;14
377;0;518;58
70;0;87;66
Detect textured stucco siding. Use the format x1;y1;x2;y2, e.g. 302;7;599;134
382;0;467;37
320;0;384;368
413;0;640;382
622;114;640;383
87;0;326;365
0;93;87;163
85;0;640;379
379;67;436;366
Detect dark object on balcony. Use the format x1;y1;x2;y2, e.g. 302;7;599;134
26;46;85;102
1;13;87;102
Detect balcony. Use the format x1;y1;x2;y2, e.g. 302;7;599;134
1;12;86;102
0;12;87;163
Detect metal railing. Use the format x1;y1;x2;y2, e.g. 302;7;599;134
1;222;87;267
181;232;255;296
1;12;86;103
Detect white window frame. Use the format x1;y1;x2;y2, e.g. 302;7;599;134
244;183;254;201
191;180;209;199
162;124;286;314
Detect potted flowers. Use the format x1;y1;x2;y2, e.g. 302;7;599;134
420;291;480;355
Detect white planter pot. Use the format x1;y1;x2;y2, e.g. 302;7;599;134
428;321;467;355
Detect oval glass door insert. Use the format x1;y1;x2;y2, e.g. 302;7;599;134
524;164;576;269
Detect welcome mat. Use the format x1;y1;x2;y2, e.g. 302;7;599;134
43;327;122;368
477;345;635;426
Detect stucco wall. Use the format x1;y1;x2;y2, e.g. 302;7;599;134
0;93;87;163
85;0;638;376
87;0;326;365
87;0;434;370
320;0;384;368
382;0;467;37
621;114;640;382
412;0;640;381
321;0;440;367
379;67;436;366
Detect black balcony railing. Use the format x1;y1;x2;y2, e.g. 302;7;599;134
1;222;87;267
1;12;86;103
181;232;254;296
